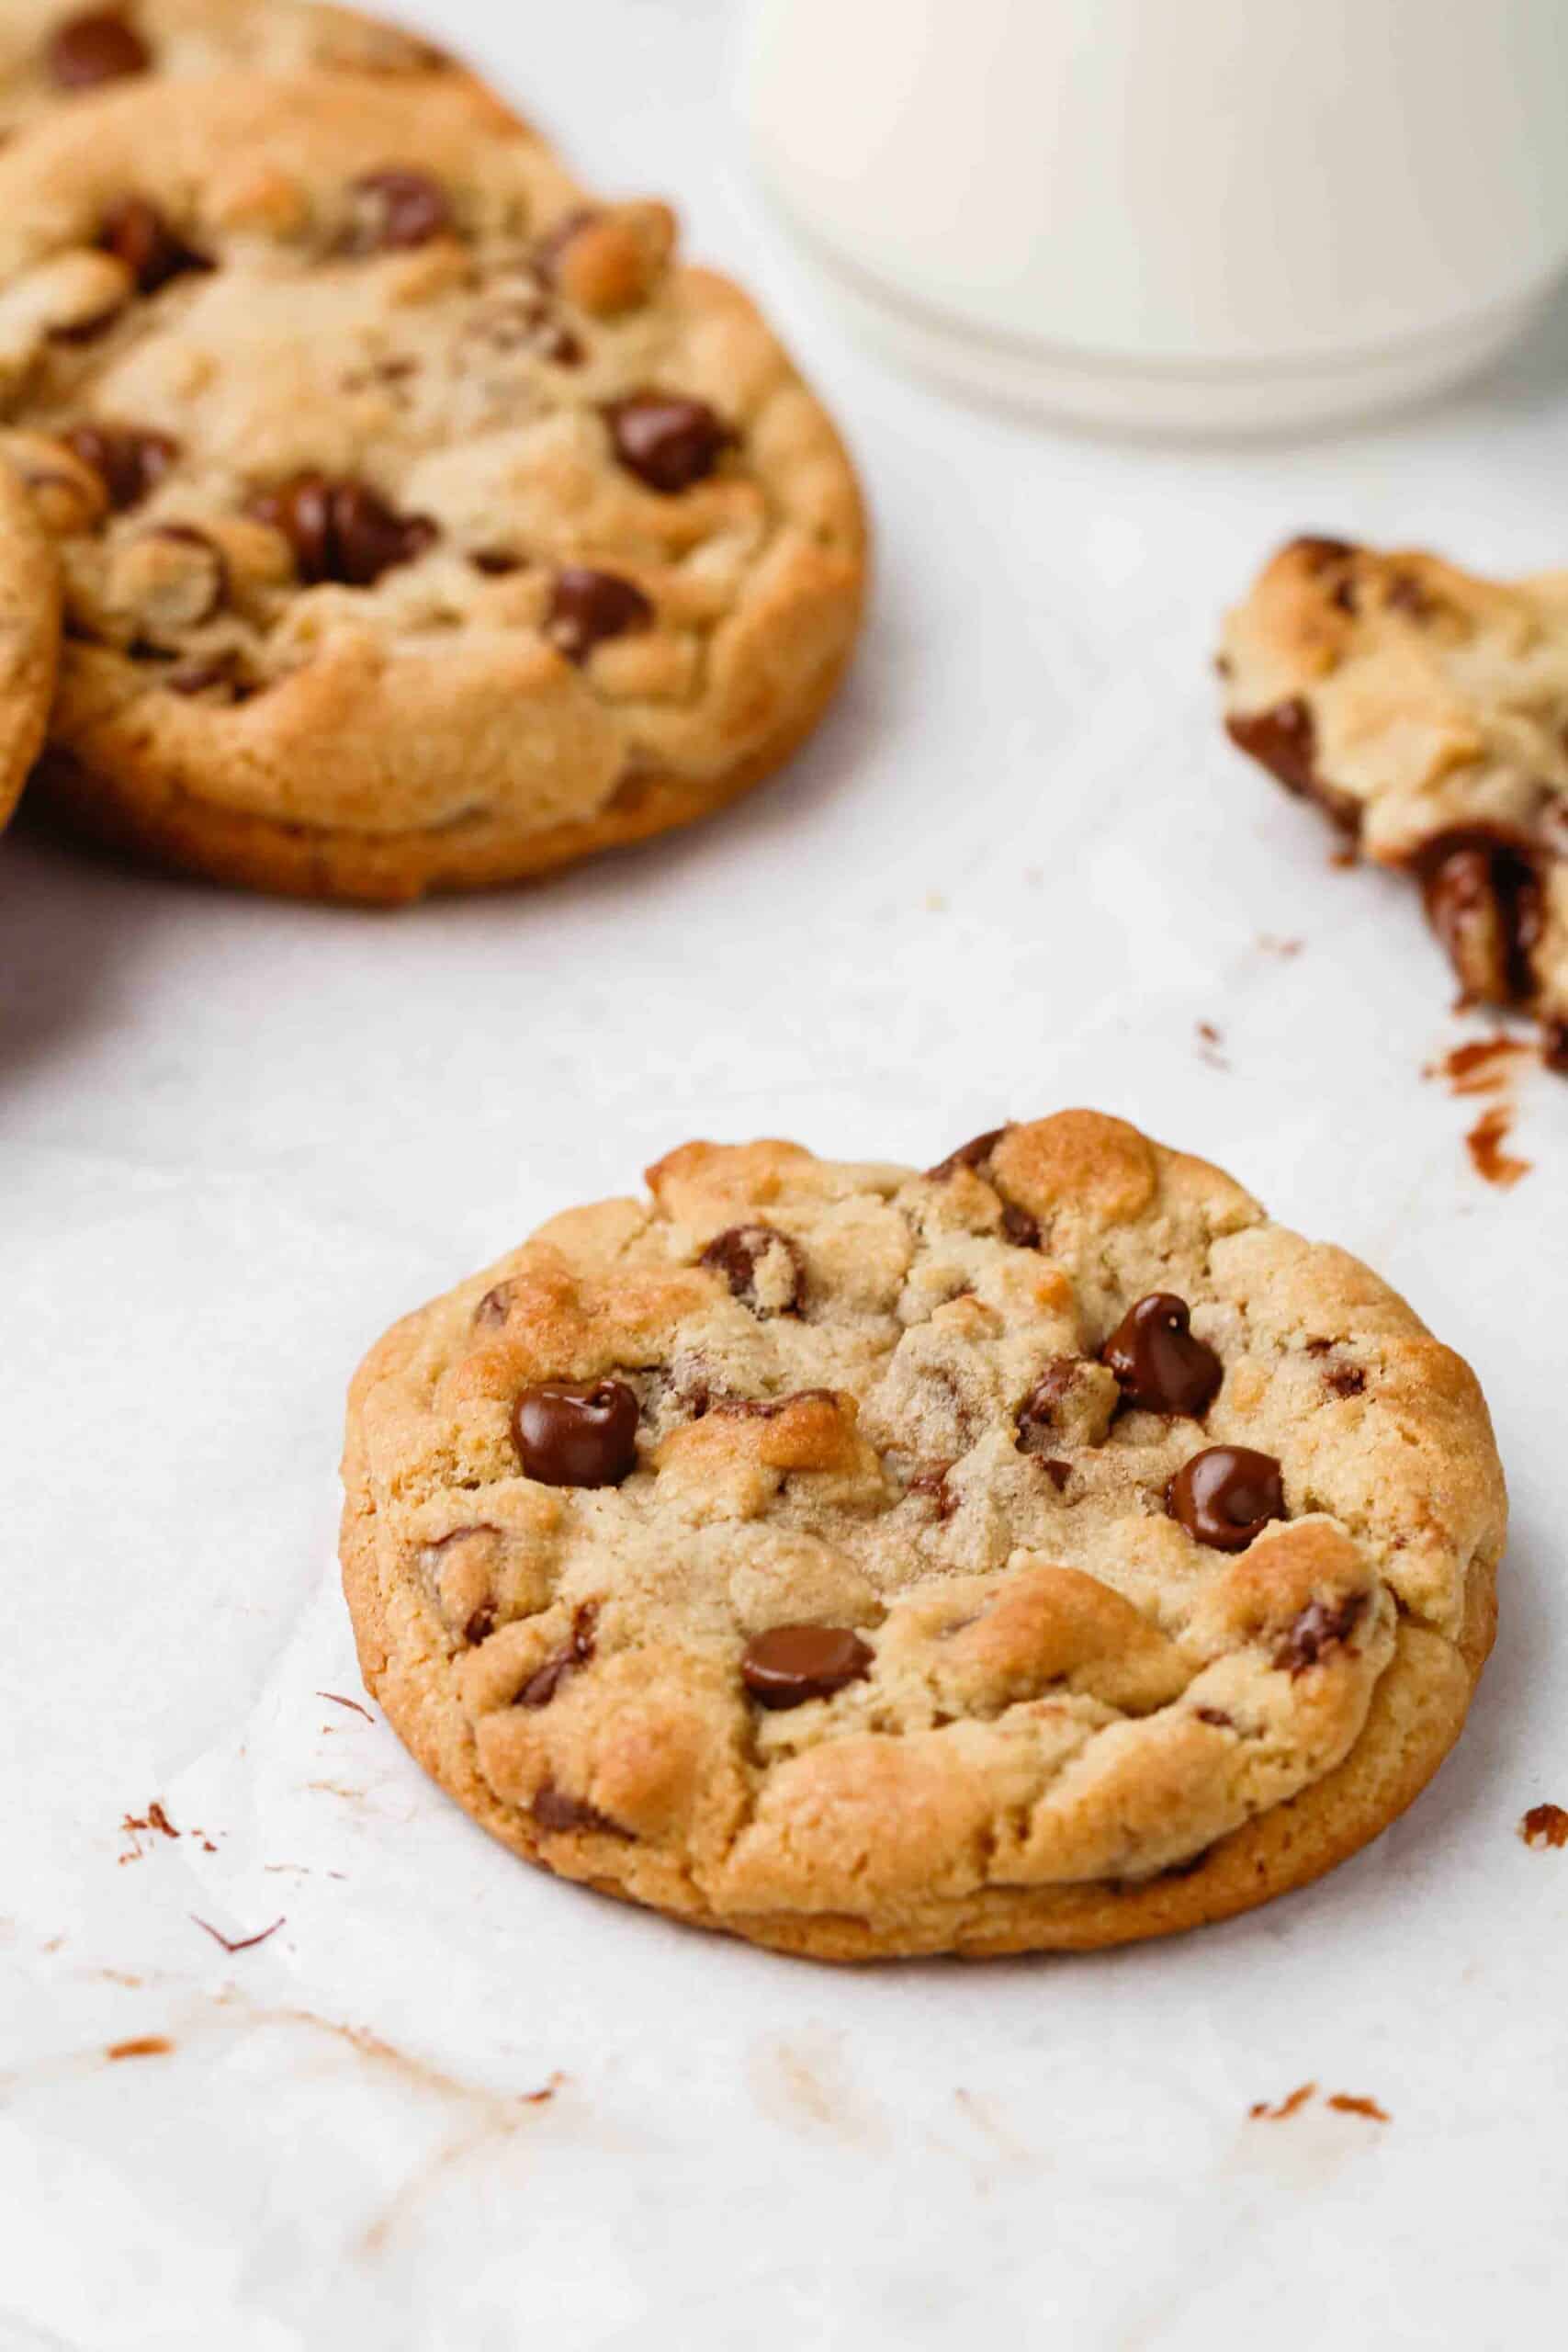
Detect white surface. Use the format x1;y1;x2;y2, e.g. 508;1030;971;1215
3;5;1567;2346
741;0;1568;407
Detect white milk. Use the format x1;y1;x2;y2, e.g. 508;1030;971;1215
739;0;1568;433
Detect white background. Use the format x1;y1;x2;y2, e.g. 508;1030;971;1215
3;4;1566;2345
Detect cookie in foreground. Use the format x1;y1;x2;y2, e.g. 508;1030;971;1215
1221;535;1568;1069
0;72;864;899
341;1113;1504;1961
0;457;62;835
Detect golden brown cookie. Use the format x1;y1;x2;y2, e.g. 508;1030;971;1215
0;456;62;834
341;1111;1505;1962
0;73;865;899
1222;535;1568;1069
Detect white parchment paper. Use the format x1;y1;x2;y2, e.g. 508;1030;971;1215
3;6;1566;2345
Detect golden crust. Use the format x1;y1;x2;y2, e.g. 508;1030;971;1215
340;1111;1506;1961
0;453;61;831
0;73;866;899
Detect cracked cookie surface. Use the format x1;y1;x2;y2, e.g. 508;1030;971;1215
0;72;864;899
0;454;62;832
341;1110;1505;1961
1222;536;1568;1069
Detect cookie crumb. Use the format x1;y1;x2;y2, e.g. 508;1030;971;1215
1249;2080;1316;2120
318;1690;374;1721
521;2070;568;2106
1519;1802;1568;1849
1195;1021;1229;1069
1326;2092;1389;2121
1464;1102;1530;1190
1257;934;1303;958
107;2035;173;2062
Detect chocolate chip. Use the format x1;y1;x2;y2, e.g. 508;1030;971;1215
1323;1363;1366;1399
470;548;524;577
1040;1458;1071;1492
547;567;653;664
907;1464;955;1519
740;1624;873;1710
926;1126;1006;1181
1417;831;1542;1006
248;474;435;586
530;1783;628;1837
1195;1706;1235;1728
1167;1446;1285;1551
999;1203;1040;1249
1273;1592;1365;1675
346;168;452;254
1014;1359;1080;1453
535;322;584;367
98;197;210;295
517;1604;598;1708
1101;1293;1223;1418
473;1283;513;1327
1226;699;1316;796
513;1380;639;1487
47;9;150;88
604;392;729;493
62;423;177;510
697;1223;805;1317
1225;698;1362;834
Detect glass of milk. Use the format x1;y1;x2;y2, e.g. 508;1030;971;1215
739;0;1568;434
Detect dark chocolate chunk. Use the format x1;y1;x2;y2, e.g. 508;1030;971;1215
1101;1293;1223;1418
604;391;729;493
547;566;653;664
513;1380;639;1487
1167;1445;1285;1552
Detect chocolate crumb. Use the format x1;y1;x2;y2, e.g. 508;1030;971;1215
190;1915;286;1954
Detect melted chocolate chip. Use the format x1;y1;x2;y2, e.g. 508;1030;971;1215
530;1783;628;1837
470;548;523;577
63;423;177;510
1225;698;1362;834
1195;1706;1235;1728
1167;1446;1285;1551
1014;1359;1080;1453
926;1126;1005;1181
1000;1203;1041;1249
248;474;435;586
1040;1458;1071;1492
907;1464;956;1519
1101;1293;1223;1418
473;1283;513;1328
740;1624;873;1710
347;168;452;253
547;567;653;664
1273;1592;1365;1675
697;1223;805;1317
1323;1363;1366;1399
517;1604;598;1708
604;392;729;493
1417;831;1542;1006
513;1380;639;1487
98;197;210;295
47;9;150;88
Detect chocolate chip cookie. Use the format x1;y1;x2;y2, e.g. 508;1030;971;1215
340;1110;1504;1961
1222;536;1568;1069
0;73;865;899
0;3;458;136
0;456;62;832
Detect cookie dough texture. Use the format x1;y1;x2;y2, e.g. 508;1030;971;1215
0;2;457;136
341;1111;1505;1962
0;73;865;899
1222;535;1568;1067
0;457;62;831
